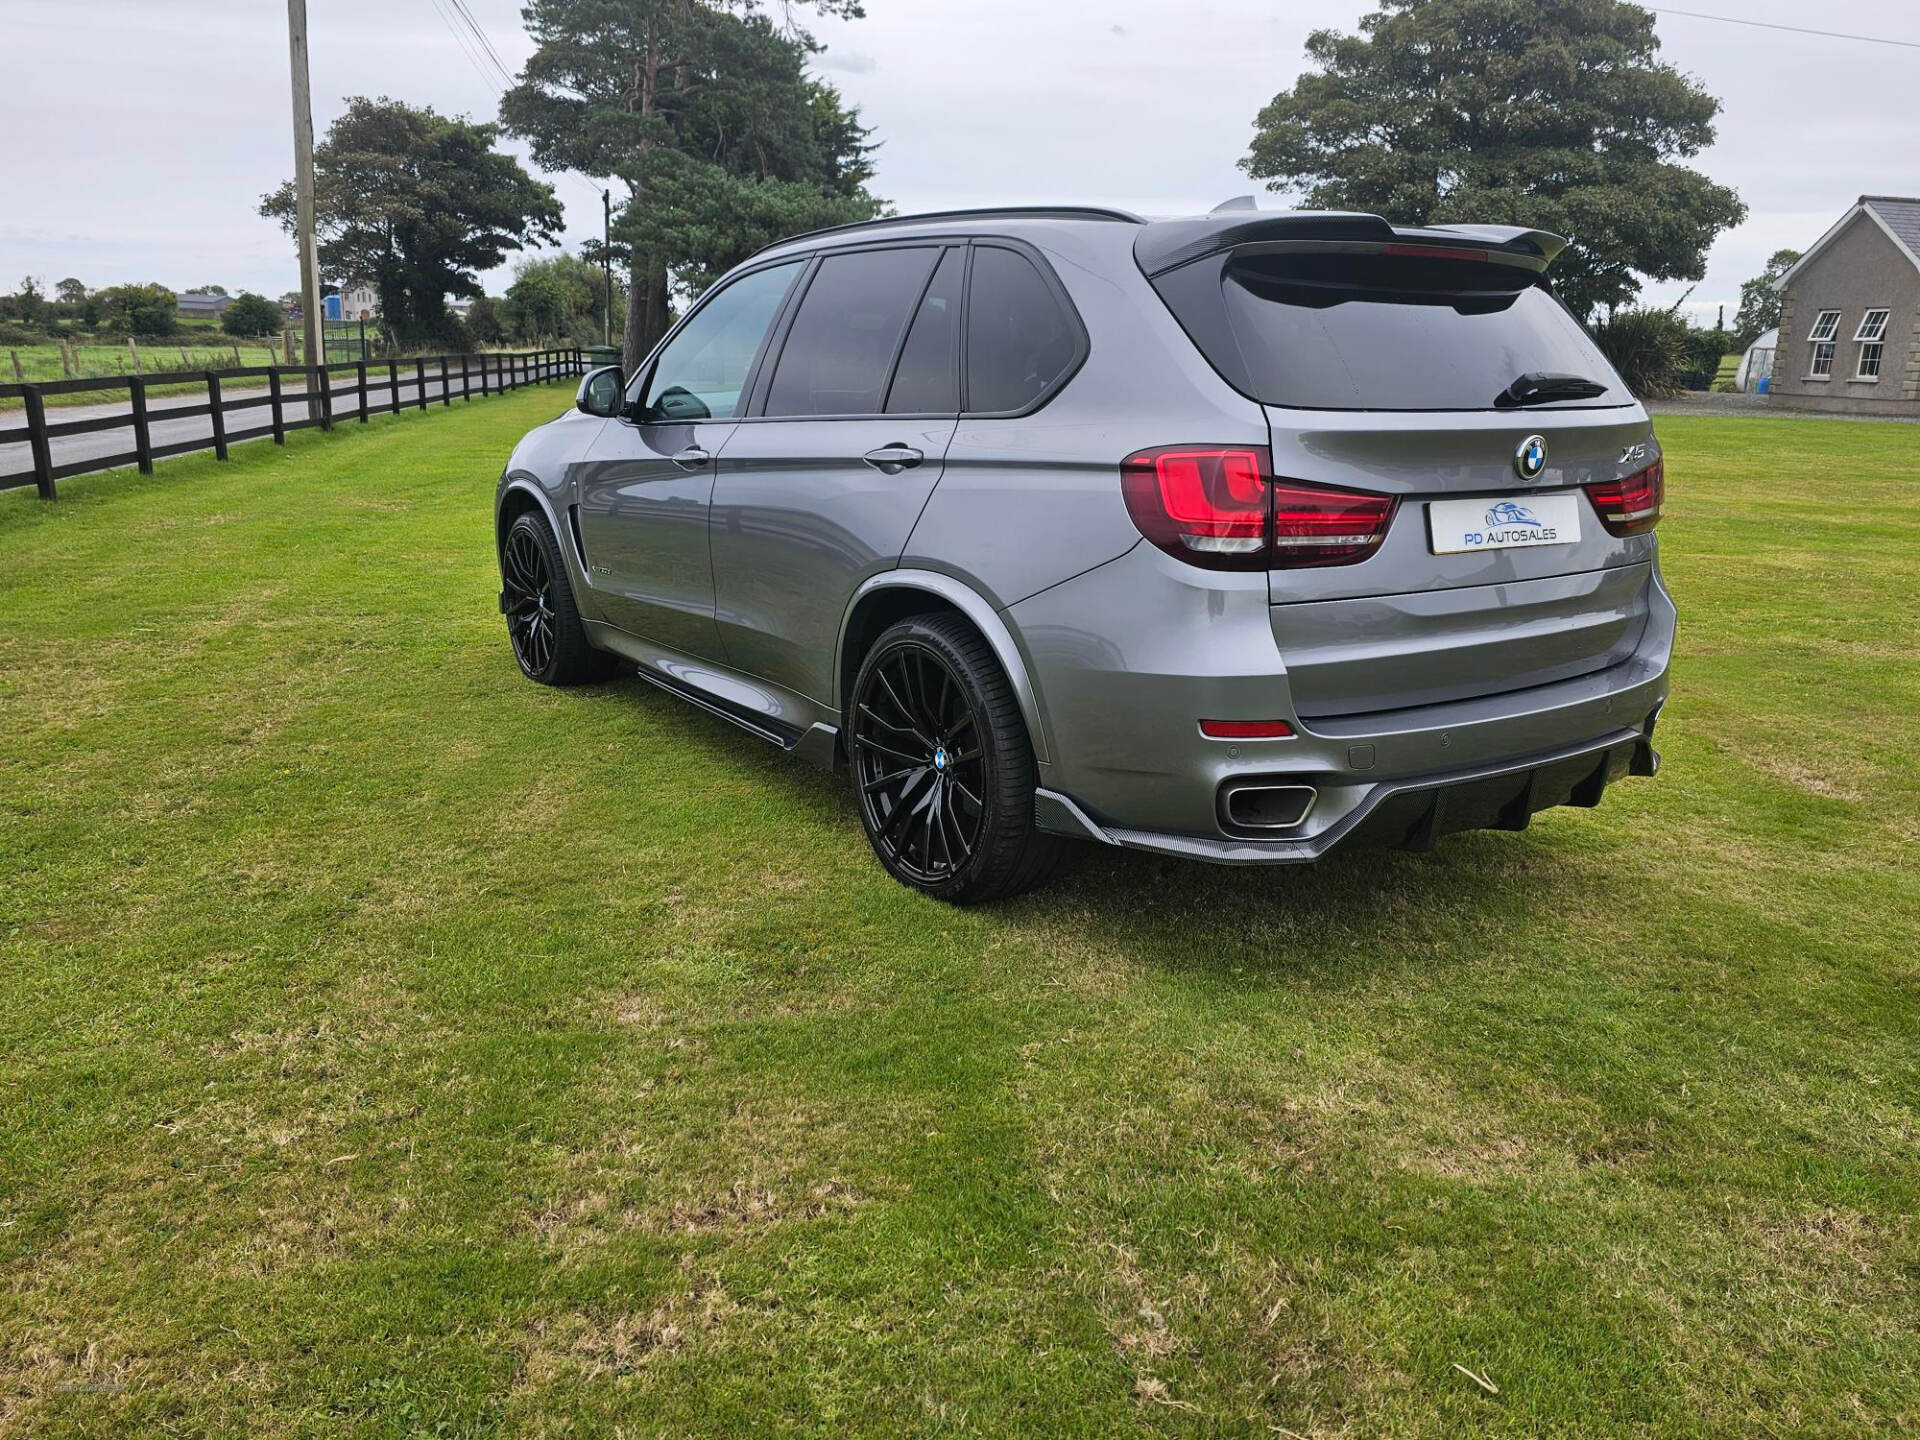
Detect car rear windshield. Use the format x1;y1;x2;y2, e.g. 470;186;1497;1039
1150;249;1631;411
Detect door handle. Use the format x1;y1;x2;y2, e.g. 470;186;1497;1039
863;444;925;475
670;445;710;470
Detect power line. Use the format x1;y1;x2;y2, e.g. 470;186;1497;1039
420;0;606;210
1649;6;1920;52
446;0;518;89
428;0;504;89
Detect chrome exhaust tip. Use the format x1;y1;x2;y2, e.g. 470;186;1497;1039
1220;782;1317;832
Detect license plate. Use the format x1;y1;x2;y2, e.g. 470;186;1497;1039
1427;493;1581;555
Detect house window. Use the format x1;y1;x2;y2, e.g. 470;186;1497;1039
1806;309;1842;377
1854;308;1890;380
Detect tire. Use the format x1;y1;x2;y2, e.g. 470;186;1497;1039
500;509;619;686
848;614;1067;903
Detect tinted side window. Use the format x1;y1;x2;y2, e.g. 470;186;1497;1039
641;260;801;422
764;248;939;418
965;246;1080;413
884;248;964;414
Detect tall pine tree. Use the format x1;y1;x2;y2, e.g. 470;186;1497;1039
502;0;880;366
1243;0;1744;320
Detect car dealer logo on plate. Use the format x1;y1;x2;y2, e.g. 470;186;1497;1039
1514;434;1548;481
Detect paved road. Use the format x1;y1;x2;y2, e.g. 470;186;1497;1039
2;367;573;484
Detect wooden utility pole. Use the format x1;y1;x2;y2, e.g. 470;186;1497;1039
602;189;613;349
287;0;325;409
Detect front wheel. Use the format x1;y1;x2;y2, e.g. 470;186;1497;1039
849;614;1066;903
500;509;618;686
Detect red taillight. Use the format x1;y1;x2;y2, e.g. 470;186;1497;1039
1120;446;1395;571
1270;482;1397;566
1120;446;1270;570
1199;719;1296;739
1584;459;1664;536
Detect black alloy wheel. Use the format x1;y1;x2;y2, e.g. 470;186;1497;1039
853;641;987;884
850;615;1065;902
500;509;618;686
502;521;557;677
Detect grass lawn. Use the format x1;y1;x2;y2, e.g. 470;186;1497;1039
2;390;1916;1437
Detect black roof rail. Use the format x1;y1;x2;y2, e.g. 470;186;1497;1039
771;205;1145;250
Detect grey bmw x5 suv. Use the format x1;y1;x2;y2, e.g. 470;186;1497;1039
495;204;1671;902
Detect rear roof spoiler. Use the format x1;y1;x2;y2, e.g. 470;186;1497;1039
1133;211;1568;277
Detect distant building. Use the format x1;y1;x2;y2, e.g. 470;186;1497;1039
176;291;231;319
1769;196;1920;416
323;283;380;321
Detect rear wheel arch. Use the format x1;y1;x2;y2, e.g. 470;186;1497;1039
836;573;1051;765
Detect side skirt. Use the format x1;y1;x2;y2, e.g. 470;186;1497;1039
583;619;842;770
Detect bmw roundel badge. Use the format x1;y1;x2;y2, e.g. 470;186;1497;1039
1515;434;1548;481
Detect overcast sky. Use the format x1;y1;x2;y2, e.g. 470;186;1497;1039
4;0;1917;324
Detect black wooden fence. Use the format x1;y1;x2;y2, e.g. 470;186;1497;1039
0;347;589;500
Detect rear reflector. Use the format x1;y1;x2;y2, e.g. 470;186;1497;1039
1200;719;1296;739
1584;459;1664;536
1120;445;1395;571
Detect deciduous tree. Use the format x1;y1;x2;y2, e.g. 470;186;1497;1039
1242;0;1745;320
262;97;563;347
222;292;284;339
93;282;178;337
504;253;622;344
1732;248;1800;348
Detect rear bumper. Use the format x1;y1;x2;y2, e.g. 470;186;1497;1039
1009;540;1673;860
1036;725;1658;865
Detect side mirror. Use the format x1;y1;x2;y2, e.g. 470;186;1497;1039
575;365;624;418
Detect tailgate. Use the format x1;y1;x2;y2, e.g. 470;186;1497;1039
1274;563;1653;719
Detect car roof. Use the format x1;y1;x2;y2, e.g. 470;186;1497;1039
752;204;1567;278
752;207;1143;264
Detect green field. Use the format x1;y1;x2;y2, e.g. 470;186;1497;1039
4;340;284;383
2;392;1916;1437
1;341;288;414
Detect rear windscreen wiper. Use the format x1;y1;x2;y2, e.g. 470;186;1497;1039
1494;372;1609;408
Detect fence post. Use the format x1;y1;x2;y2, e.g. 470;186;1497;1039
356;362;369;423
461;354;471;401
440;355;450;406
207;373;228;461
389;360;401;415
415;358;428;411
130;375;153;474
269;368;285;444
313;367;333;431
480;355;490;397
24;385;55;500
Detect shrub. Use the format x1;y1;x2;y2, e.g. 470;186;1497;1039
222;292;283;339
464;296;504;346
1674;327;1731;391
1588;308;1691;400
93;283;179;338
